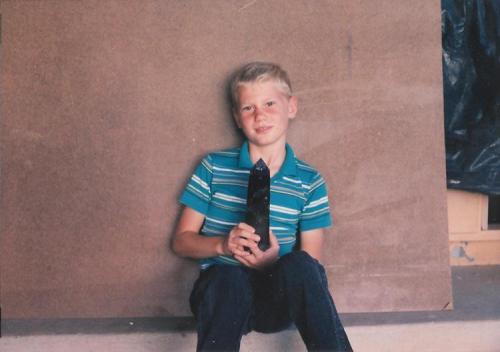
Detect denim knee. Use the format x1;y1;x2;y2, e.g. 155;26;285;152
206;265;251;291
190;265;253;318
190;265;255;351
277;250;320;271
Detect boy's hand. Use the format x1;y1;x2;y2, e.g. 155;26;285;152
221;223;261;257
234;230;280;270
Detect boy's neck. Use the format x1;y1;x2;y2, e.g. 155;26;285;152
248;142;287;178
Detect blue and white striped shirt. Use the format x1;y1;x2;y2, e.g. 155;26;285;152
180;140;332;269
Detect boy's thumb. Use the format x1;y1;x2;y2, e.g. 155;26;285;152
269;230;279;246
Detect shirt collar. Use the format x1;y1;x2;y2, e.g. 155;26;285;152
238;140;298;177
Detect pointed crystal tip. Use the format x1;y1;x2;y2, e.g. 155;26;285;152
254;158;268;171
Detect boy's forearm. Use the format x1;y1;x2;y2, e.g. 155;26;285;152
300;228;325;263
172;231;226;259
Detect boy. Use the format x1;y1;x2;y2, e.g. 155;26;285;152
172;62;352;351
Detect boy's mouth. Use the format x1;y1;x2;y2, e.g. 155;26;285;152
255;126;272;134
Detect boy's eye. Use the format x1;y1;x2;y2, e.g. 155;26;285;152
241;105;253;112
265;101;275;107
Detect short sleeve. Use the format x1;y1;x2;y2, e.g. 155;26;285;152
179;155;213;215
299;173;333;232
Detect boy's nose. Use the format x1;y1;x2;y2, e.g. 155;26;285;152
254;106;266;120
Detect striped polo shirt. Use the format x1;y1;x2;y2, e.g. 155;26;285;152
180;140;332;269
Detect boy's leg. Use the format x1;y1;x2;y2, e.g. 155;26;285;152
258;251;353;352
190;265;253;352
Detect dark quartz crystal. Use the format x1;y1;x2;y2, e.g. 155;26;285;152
245;158;270;251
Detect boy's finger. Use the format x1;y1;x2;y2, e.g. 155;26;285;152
234;254;254;268
269;231;280;248
248;244;263;258
233;248;251;257
238;222;255;233
237;231;259;243
269;229;279;240
241;233;260;243
237;237;258;249
270;232;278;244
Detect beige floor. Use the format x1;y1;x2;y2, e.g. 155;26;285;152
2;266;500;351
2;320;500;352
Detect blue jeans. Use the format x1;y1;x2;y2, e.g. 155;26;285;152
189;251;353;351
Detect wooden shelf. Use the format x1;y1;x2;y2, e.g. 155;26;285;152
448;189;500;266
450;231;500;243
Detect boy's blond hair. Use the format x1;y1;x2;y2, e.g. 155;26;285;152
229;62;293;111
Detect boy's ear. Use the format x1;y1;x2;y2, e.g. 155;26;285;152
288;96;298;119
233;109;242;128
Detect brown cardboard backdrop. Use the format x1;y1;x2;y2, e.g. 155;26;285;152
0;0;451;318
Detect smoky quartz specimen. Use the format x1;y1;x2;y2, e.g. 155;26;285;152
245;158;271;251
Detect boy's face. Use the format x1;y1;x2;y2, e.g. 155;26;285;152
234;80;297;150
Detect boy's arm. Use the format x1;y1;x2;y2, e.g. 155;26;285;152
171;207;225;258
171;206;262;259
300;228;326;263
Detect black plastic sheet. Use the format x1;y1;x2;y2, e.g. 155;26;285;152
442;0;500;195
